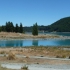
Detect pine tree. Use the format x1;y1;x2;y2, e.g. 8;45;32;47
15;24;19;33
19;23;23;33
1;26;6;31
10;22;14;32
5;21;14;32
32;22;38;35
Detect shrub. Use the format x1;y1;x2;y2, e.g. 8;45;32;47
69;56;70;59
26;56;29;58
56;55;61;58
7;52;16;60
21;65;28;70
62;55;66;58
0;51;6;54
56;55;66;58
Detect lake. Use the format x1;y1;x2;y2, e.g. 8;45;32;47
0;32;70;47
0;39;70;47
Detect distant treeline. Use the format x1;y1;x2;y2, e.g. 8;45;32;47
0;22;38;35
24;17;70;32
0;17;70;32
24;25;47;32
0;21;23;33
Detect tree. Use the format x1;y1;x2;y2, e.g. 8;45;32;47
19;23;23;33
6;22;8;32
32;22;38;35
6;21;14;32
15;24;19;33
1;25;6;31
10;22;14;32
0;26;2;32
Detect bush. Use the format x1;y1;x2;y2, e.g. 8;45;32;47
0;51;6;54
56;55;61;58
56;55;66;58
69;56;70;59
21;65;28;70
7;52;16;60
26;56;29;58
62;55;66;58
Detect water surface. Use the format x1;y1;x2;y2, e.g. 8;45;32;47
0;39;70;47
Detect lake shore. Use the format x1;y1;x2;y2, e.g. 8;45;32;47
0;32;70;40
0;47;70;64
0;47;70;70
0;32;70;70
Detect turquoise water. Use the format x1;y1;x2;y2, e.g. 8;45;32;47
0;39;70;47
0;32;70;47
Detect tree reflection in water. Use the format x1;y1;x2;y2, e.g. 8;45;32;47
32;40;38;46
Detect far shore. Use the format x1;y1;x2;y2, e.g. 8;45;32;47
0;32;70;40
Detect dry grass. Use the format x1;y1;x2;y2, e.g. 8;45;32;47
28;47;70;58
0;47;70;64
56;55;66;58
0;51;6;54
7;52;16;60
0;47;70;59
0;32;60;39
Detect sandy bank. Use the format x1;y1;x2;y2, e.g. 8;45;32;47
0;32;70;40
0;47;70;64
0;47;70;70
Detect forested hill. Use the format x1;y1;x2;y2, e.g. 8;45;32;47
24;17;70;32
47;17;70;32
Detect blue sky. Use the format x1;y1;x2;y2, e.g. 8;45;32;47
0;0;70;26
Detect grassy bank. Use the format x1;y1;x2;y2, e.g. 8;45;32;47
0;46;70;58
0;46;70;68
0;32;61;39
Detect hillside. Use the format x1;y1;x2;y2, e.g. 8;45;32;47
47;17;70;32
24;17;70;32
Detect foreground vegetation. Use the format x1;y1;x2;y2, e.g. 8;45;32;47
21;65;28;70
0;46;70;59
0;46;70;70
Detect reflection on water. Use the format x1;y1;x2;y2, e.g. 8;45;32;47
32;40;38;46
0;40;23;47
0;39;70;47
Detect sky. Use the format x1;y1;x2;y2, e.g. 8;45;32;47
0;0;70;26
